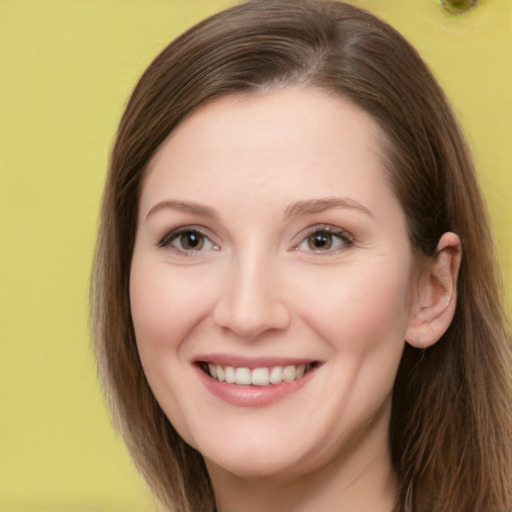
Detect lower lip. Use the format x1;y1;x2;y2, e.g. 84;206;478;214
195;366;316;407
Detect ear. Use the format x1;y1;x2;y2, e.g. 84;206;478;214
405;232;462;349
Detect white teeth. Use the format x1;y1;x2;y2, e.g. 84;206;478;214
283;365;296;382
225;366;235;383
208;363;217;379
235;367;252;385
270;365;283;384
206;363;313;386
251;367;270;386
216;365;225;382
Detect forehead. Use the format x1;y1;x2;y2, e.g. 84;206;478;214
141;87;397;220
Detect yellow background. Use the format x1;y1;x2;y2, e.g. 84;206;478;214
1;1;510;510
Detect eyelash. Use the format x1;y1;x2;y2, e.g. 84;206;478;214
158;226;218;255
294;225;354;254
157;224;354;255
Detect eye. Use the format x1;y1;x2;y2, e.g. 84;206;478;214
158;227;218;254
295;226;353;253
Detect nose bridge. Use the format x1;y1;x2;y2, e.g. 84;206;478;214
213;245;290;339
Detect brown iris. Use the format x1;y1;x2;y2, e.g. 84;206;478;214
307;231;333;251
179;231;204;250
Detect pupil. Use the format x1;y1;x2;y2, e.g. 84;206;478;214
309;231;332;250
182;231;203;250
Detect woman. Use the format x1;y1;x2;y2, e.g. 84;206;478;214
91;1;512;510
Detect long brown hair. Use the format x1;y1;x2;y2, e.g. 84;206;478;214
91;1;512;510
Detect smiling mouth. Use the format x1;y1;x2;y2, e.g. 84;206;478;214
198;362;318;386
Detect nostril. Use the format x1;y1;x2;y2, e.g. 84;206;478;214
212;297;291;339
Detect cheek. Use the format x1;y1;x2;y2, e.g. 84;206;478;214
297;260;411;431
130;259;213;354
129;258;215;442
295;258;411;354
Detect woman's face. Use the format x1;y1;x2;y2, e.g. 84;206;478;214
130;87;417;481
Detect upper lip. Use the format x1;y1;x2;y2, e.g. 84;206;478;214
193;354;319;369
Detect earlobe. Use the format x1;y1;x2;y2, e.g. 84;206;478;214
405;232;462;349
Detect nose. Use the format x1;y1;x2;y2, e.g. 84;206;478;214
212;253;291;340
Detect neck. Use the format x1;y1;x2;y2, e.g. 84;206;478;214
207;406;397;512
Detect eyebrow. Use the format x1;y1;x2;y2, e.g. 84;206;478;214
145;196;373;221
284;197;374;219
145;200;218;220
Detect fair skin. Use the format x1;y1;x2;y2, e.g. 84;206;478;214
130;87;461;512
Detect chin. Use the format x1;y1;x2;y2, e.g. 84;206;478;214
197;432;311;480
204;451;304;481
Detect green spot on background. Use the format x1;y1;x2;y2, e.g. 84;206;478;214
0;0;510;509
